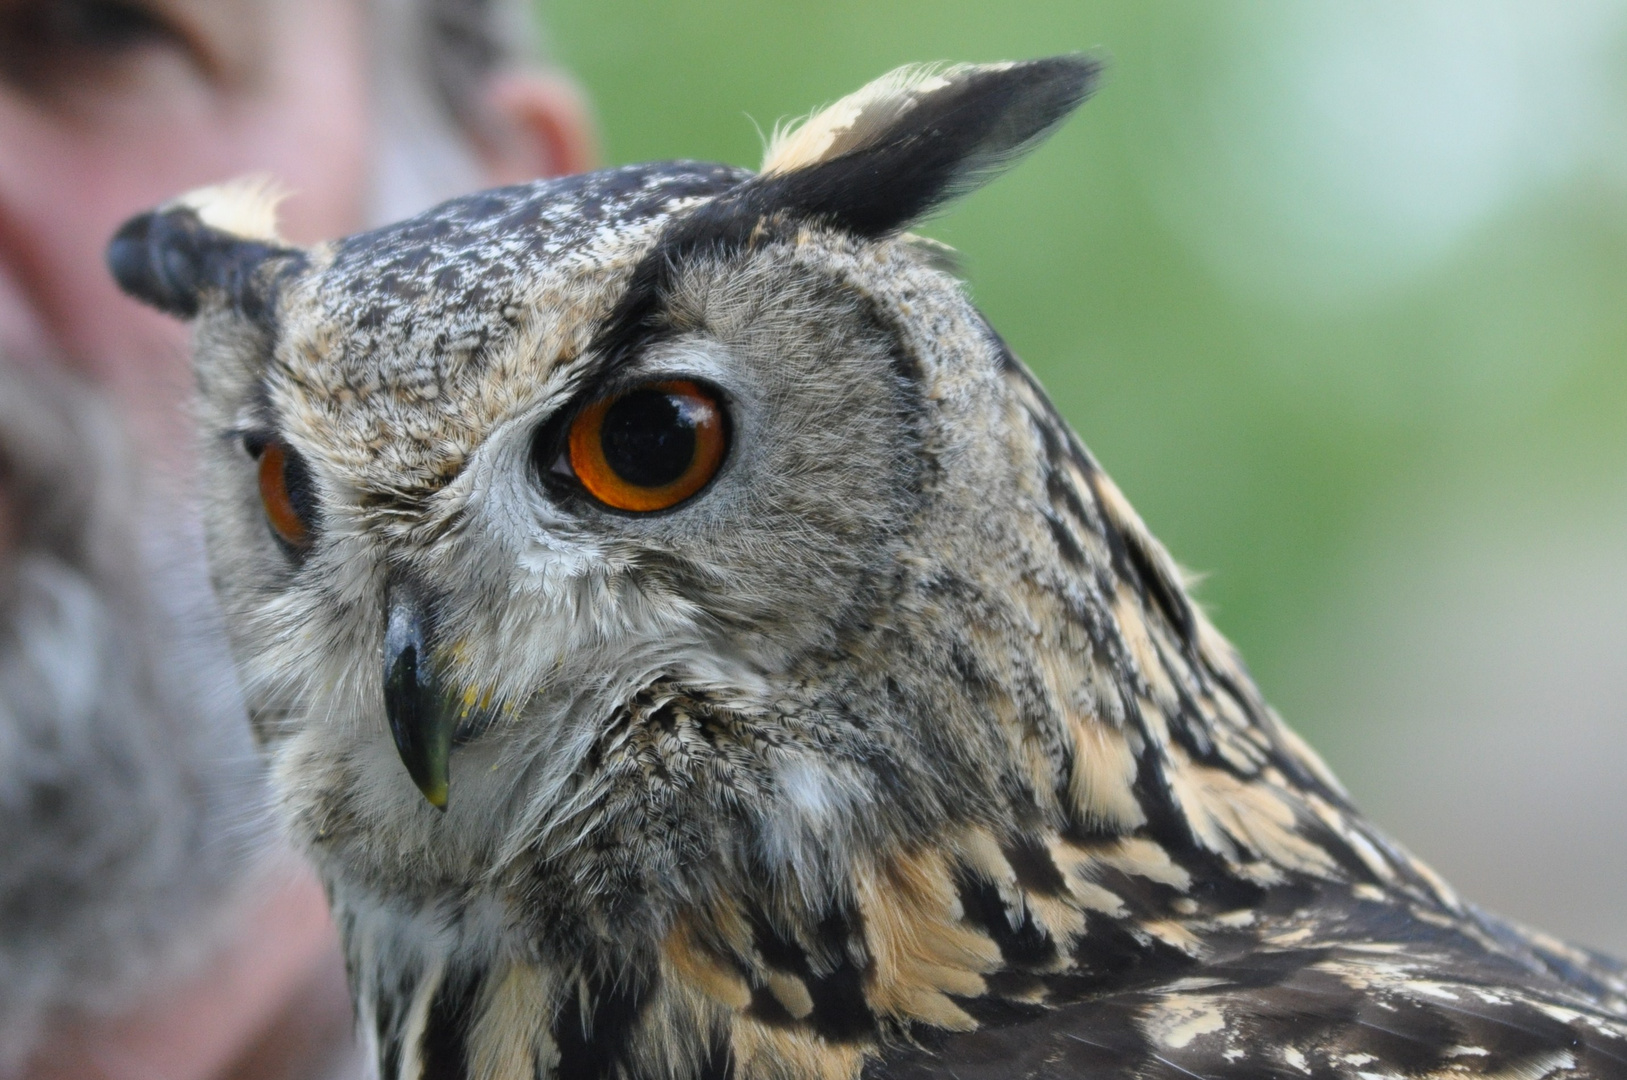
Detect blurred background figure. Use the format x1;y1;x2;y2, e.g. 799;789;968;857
540;0;1627;951
2;1;1624;1078
0;0;591;1076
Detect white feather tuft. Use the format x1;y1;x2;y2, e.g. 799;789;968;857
167;175;290;242
762;62;1012;176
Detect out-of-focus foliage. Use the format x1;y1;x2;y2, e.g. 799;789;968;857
542;0;1627;745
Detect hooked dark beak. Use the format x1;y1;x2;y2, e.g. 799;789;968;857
383;582;456;810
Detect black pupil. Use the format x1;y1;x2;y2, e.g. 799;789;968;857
600;389;697;488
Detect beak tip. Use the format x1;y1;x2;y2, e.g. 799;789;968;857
385;583;455;814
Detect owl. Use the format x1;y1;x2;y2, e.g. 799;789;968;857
108;58;1627;1080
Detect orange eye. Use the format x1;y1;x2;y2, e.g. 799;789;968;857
256;439;316;550
566;380;727;512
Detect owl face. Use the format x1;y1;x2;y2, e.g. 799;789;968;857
213;186;929;826
109;58;1099;916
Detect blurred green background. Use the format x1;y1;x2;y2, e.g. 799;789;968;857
541;1;1627;950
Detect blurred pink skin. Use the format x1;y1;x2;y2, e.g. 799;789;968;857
0;0;372;465
0;1;592;1075
26;875;354;1080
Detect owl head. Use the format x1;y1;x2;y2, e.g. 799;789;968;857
111;54;1093;790
103;57;1179;947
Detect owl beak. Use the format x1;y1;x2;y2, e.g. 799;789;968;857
383;583;455;810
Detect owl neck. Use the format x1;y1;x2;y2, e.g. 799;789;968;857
329;557;1450;1080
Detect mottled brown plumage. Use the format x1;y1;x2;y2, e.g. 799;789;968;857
110;57;1627;1080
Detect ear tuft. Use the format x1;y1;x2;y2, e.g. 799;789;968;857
750;55;1101;238
589;56;1101;366
170;175;290;243
107;177;304;324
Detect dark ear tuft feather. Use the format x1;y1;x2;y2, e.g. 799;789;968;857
107;179;305;324
753;55;1101;237
590;57;1101;366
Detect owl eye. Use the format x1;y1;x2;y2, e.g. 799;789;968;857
250;438;317;551
564;380;728;512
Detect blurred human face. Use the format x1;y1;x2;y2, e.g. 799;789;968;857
0;0;371;463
